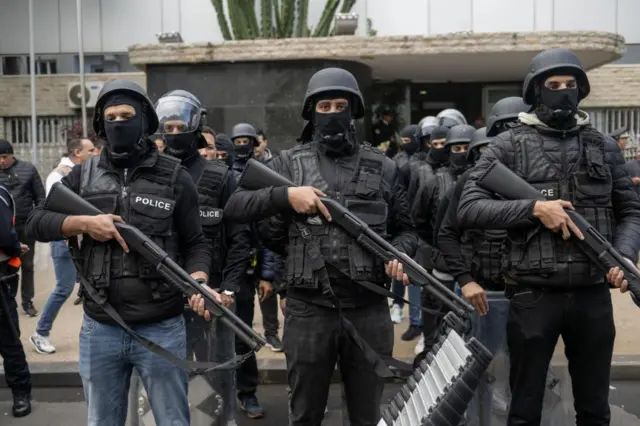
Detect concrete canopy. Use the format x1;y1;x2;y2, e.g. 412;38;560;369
129;31;624;83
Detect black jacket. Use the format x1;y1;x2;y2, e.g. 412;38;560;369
26;148;211;323
437;170;474;286
183;153;251;293
0;185;21;258
457;122;640;265
0;159;45;224
224;143;418;298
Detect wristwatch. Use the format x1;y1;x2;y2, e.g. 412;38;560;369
222;290;235;298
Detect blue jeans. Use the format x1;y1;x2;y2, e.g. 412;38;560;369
36;241;76;337
466;290;510;426
79;313;189;426
391;280;422;326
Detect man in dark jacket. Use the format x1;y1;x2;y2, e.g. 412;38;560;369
457;48;640;426
155;89;250;424
0;184;32;418
27;80;215;426
0;140;45;316
194;67;417;426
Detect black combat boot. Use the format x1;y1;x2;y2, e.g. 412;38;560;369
12;393;31;417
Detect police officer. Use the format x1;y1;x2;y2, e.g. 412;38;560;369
228;122;277;417
214;134;235;171
0;139;45;317
27;80;215;426
407;125;450;200
393;124;421;170
0;184;31;417
457;48;640;426
413;123;475;355
155;89;250;424
194;67;418;426
485;97;531;137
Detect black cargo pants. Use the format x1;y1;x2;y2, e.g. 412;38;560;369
235;278;259;398
506;284;615;426
0;273;31;396
284;298;394;426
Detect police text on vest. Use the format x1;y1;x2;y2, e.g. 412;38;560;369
134;196;172;211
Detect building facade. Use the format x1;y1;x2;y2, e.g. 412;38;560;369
1;0;640;172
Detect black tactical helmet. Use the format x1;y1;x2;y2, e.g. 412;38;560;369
231;123;259;146
302;68;365;120
93;79;158;137
486;97;531;137
155;89;208;149
468;127;491;159
437;109;467;126
444;124;476;149
522;48;590;105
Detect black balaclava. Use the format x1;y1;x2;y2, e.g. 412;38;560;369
400;125;420;156
533;78;579;130
164;123;200;161
233;138;256;163
215;134;235;168
312;91;355;157
448;143;470;175
427;126;449;164
103;93;149;168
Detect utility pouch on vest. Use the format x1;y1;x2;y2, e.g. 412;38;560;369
82;243;111;292
345;199;388;282
505;225;557;276
285;220;326;289
128;193;176;282
201;207;224;275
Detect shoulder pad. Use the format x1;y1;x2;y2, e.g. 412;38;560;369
152;153;183;186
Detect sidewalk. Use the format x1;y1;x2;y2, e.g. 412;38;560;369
18;243;640;368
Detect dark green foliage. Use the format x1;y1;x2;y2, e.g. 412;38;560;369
211;0;359;40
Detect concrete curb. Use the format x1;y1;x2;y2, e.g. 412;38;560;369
2;355;640;389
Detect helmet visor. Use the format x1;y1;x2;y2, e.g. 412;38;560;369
156;95;202;134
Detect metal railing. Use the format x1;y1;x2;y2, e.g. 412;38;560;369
584;108;640;161
2;116;76;178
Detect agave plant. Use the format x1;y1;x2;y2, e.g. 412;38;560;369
210;0;357;40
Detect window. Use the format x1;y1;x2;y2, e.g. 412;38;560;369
481;85;521;119
583;107;640;160
3;116;77;145
1;56;25;75
26;59;58;75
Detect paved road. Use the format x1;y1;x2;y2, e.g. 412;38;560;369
1;381;639;426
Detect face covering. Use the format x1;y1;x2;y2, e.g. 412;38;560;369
449;151;469;174
233;142;253;163
403;136;420;156
535;87;579;130
314;109;354;156
104;114;144;155
164;132;198;160
429;147;448;164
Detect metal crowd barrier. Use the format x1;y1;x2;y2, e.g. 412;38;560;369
378;313;493;426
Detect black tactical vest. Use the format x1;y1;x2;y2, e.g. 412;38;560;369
460;229;506;289
78;153;183;320
285;142;389;289
195;160;229;282
504;125;615;287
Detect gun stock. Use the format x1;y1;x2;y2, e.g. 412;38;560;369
44;182;267;349
239;159;474;315
477;161;640;308
238;158;296;190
